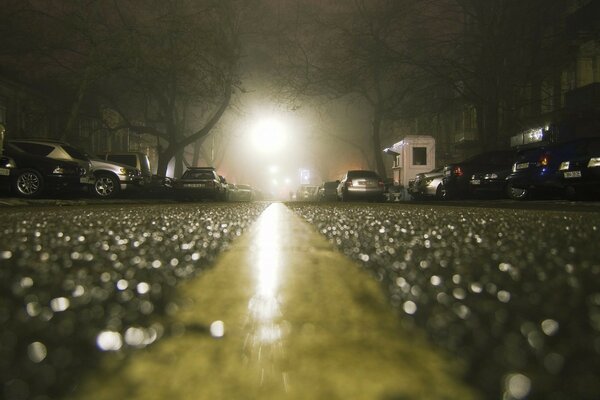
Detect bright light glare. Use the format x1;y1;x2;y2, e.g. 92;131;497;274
251;118;286;153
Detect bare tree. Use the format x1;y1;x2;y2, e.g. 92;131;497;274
271;0;432;178
0;0;262;177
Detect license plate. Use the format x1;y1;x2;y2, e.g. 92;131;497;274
515;162;530;170
564;170;581;178
0;168;9;176
471;179;481;185
184;183;205;188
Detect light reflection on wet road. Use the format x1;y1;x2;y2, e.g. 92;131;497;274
244;203;288;391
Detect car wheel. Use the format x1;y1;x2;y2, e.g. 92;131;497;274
341;190;349;202
14;169;44;198
506;182;528;200
435;184;447;200
93;173;120;198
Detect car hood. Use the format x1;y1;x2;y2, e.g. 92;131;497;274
90;158;133;170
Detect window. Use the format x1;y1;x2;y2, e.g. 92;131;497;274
107;155;137;168
412;147;427;165
11;142;53;156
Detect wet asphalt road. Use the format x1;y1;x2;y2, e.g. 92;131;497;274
1;200;600;399
288;201;600;400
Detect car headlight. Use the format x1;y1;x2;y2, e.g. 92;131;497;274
52;166;66;174
588;157;600;168
558;161;569;171
484;173;499;179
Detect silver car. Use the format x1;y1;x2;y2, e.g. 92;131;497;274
408;167;444;200
337;170;385;202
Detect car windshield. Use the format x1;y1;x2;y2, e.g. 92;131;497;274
182;171;215;180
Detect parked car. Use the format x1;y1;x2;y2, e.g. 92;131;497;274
7;138;144;198
296;184;319;201
96;151;152;184
7;139;94;187
88;156;144;198
234;184;254;201
96;151;174;197
336;170;385;202
173;167;228;201
557;137;600;199
505;138;599;200
318;181;339;201
441;150;515;199
408;167;444;200
1;143;86;198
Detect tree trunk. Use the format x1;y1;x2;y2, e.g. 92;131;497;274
62;64;93;142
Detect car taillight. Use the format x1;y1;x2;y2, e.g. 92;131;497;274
453;166;463;177
538;153;550;167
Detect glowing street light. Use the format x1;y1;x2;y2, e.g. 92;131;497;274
251;118;287;153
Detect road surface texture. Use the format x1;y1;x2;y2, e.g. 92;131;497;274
64;203;475;400
1;200;599;400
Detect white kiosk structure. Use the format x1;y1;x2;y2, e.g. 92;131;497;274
383;135;436;187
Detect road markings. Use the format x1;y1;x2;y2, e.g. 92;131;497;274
68;203;479;400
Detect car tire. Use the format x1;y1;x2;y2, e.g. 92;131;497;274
506;182;528;200
14;169;44;198
341;190;349;202
93;173;120;198
435;184;447;200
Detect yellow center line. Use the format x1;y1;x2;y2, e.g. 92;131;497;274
69;203;479;400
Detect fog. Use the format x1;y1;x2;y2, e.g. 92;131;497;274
214;93;376;198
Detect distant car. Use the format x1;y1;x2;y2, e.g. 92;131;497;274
336;170;385;202
505;138;599;200
1;143;86;198
234;184;254;201
296;184;319;201
557;137;600;199
318;181;339;201
173;167;227;201
408;167;444;200
441;150;515;199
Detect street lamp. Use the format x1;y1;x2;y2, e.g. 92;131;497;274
251;118;286;154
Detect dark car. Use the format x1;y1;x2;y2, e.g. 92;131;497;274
318;181;339;201
505;138;597;200
556;137;600;199
1;143;86;198
441;150;515;199
336;170;385;202
296;184;319;201
173;167;227;201
234;184;254;201
468;165;514;198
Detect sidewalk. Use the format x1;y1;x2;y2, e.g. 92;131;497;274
69;203;478;400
